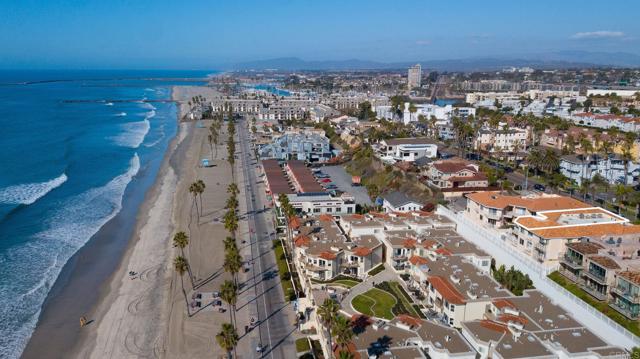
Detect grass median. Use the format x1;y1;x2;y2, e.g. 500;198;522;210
351;287;396;320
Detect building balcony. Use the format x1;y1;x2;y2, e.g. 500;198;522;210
558;267;581;283
340;261;360;268
611;286;640;304
392;254;408;261
560;255;583;270
581;284;608;301
609;301;640;320
584;270;607;285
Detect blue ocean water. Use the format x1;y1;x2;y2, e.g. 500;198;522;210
0;70;209;358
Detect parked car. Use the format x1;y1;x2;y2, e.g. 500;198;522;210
533;183;546;192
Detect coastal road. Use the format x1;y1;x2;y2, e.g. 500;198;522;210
236;118;296;359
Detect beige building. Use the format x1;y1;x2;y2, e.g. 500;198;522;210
408;64;422;90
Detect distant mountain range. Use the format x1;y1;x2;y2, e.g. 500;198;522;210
218;51;640;71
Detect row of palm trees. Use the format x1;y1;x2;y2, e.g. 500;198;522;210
215;183;243;358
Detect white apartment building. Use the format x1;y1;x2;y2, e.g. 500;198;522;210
286;192;356;215
560;154;640;185
474;126;529;154
377;137;438;163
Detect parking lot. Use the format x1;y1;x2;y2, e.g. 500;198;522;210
316;166;373;206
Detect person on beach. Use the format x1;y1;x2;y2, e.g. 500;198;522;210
80;316;87;328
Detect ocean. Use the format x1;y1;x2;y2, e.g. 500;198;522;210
0;70;209;358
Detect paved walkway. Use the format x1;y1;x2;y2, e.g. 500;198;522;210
340;266;398;316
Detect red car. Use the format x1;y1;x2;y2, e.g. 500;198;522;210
320;178;332;183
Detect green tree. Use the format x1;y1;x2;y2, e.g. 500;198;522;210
189;182;201;219
332;315;354;352
173;256;191;316
224;209;239;235
318;298;340;354
224;246;243;286
220;280;238;326
215;322;238;359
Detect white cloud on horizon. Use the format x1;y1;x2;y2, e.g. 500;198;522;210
415;40;431;46
570;31;625;40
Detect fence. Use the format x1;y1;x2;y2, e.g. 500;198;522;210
437;205;640;349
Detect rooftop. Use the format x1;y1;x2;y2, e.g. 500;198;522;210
466;192;590;212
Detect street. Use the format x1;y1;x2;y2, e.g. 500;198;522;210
236;117;296;358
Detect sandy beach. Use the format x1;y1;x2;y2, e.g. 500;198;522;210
61;85;252;359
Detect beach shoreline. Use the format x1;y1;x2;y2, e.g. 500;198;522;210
20;87;190;359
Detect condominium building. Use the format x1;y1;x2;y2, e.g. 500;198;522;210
408;64;422;90
511;206;640;266
258;130;333;163
559;154;640;185
286;192;355;215
474;127;529;156
465;192;590;229
610;271;640;320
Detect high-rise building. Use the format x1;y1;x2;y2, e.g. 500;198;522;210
408;64;422;89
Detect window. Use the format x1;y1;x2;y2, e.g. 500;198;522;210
450;304;455;312
449;318;454;325
313;208;320;213
335;207;341;213
326;208;332;213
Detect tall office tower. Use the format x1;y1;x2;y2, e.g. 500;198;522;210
408;64;422;90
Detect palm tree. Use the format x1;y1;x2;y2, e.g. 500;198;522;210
527;149;543;176
173;231;189;256
599;139;614;182
224;209;239;234
216;322;238;359
318;298;339;354
223;236;237;252
224;246;243;285
220;280;238;325
579;178;592;201
196;179;206;214
174;256;191;317
227;183;239;197
338;351;355;359
542;149;560;175
332;315;354;353
188;182;200;218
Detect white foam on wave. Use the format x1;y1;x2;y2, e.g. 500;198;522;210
110;110;154;148
0;173;68;205
105;102;114;106
0;154;140;359
114;112;127;117
141;102;156;110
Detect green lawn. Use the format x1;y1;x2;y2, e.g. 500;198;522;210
368;264;385;276
272;240;294;301
351;288;396;320
295;337;311;353
332;279;360;288
548;271;640;336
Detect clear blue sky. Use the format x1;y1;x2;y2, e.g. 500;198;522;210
1;0;639;69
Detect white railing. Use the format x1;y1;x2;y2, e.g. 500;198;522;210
437;205;640;349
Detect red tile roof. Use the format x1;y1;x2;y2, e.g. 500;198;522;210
352;247;372;256
294;234;311;247
409;256;429;266
403;238;418;249
492;298;516;310
289;216;301;229
429;276;466;305
396;314;422;328
435;247;452;256
319;214;333;222
319;251;338;260
480;320;509;333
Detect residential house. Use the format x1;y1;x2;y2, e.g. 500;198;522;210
559;154;640;185
382;191;425;213
426;158;489;197
376;137;438;164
